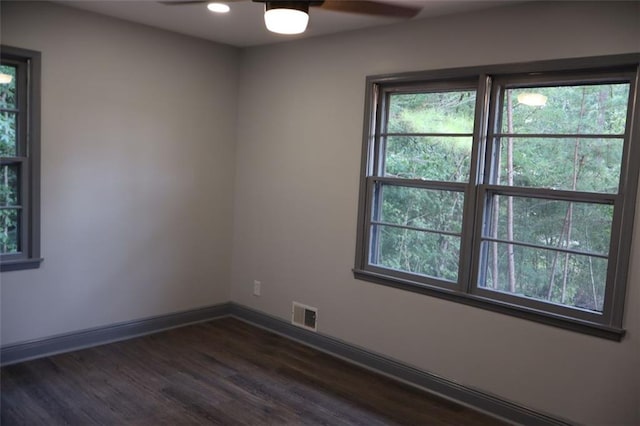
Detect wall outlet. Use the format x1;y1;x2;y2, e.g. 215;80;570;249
253;280;261;296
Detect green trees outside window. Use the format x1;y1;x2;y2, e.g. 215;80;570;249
370;90;475;282
479;83;628;313
0;46;41;272
355;56;640;339
0;64;19;254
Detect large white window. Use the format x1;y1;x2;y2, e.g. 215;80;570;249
354;55;640;339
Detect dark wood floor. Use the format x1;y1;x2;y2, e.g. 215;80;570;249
1;318;504;425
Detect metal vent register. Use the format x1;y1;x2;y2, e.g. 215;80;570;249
292;302;317;331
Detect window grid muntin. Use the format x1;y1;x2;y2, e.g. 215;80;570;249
480;236;609;260
372;221;462;238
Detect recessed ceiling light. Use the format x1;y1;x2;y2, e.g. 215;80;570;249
207;2;230;13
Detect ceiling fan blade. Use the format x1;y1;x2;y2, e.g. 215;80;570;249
318;1;421;18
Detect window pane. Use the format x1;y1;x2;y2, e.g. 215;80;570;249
377;184;464;233
0;65;17;109
385;136;472;182
502;83;630;135
371;224;459;282
480;241;606;312
486;195;613;255
0;165;19;206
387;90;476;134
495;137;622;193
0;208;19;254
0;111;18;157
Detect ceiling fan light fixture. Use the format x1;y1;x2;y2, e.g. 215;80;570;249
207;2;230;13
264;1;309;35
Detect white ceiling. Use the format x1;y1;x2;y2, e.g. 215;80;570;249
57;0;517;47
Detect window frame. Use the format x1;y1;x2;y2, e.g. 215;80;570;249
353;54;640;340
364;79;479;291
0;45;42;272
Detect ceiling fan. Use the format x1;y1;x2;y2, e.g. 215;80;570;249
160;1;422;35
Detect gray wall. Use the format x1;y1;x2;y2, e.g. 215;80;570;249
0;2;239;343
230;2;640;425
2;1;639;425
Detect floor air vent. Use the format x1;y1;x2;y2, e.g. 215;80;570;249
292;302;317;331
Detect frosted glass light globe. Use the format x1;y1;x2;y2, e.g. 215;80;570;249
264;8;309;34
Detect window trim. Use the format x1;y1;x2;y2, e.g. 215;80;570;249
0;45;42;272
353;54;640;341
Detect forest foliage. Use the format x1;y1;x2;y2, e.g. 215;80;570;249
0;64;18;254
372;82;630;312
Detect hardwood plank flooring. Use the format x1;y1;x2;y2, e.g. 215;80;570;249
1;318;505;425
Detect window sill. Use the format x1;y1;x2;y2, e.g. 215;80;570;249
353;268;625;341
1;258;43;272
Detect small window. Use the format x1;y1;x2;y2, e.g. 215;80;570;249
354;55;640;340
0;46;42;272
